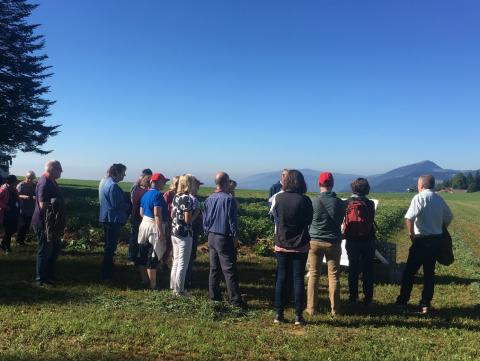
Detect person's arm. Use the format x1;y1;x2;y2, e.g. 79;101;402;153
140;207;144;218
228;197;238;241
304;196;314;226
154;206;165;241
404;196;419;241
405;219;415;241
443;201;453;228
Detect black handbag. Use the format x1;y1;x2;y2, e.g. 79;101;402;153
436;226;454;266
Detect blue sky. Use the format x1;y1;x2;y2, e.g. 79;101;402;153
10;0;480;182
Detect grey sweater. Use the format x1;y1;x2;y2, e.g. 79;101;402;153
309;191;346;243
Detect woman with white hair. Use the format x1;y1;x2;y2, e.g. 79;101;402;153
16;170;37;246
170;174;196;296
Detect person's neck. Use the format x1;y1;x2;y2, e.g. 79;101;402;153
215;187;227;193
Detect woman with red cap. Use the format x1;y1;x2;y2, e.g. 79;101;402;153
306;172;346;317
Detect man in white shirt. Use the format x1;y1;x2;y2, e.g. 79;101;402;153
396;175;453;314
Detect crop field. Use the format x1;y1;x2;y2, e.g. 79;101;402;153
0;179;479;360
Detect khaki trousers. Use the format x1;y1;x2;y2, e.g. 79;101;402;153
306;240;341;315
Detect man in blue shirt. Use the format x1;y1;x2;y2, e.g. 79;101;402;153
203;172;245;309
99;163;129;280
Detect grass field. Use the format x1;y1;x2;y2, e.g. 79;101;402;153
0;179;479;360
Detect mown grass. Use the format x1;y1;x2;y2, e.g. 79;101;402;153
0;183;479;360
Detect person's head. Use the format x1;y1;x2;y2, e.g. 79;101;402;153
169;176;180;193
6;174;18;186
215;172;230;191
190;176;203;196
282;169;307;194
418;175;435;192
177;174;196;195
24;170;36;184
45;160;63;180
150;172;169;190
108;163;127;183
229;179;237;194
280;168;289;185
141;168;152;177
351;177;370;196
138;174;151;189
318;171;334;192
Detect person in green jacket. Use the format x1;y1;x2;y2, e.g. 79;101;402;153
306;172;346;317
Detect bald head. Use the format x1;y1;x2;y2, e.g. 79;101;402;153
215;172;230;191
418;174;435;191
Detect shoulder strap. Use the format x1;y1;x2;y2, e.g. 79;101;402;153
317;197;334;222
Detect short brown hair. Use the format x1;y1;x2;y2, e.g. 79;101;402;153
108;163;127;178
282;169;307;194
351;178;370;196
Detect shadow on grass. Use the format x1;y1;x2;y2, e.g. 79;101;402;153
312;303;480;331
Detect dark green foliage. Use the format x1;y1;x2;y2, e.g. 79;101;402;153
451;172;468;190
0;0;59;155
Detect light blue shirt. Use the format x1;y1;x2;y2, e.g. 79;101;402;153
99;177;129;224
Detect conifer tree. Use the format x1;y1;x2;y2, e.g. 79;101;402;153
0;0;59;156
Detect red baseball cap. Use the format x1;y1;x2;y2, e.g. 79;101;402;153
318;172;334;187
151;173;169;182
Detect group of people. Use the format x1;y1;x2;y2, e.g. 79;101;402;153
0;160;65;286
269;170;452;325
98;165;245;307
0;161;453;326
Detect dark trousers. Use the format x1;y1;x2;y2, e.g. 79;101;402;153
208;233;242;306
185;234;198;287
1;218;18;251
397;237;438;307
101;223;121;279
17;214;32;245
127;220;140;263
346;239;375;303
274;251;308;316
36;228;62;282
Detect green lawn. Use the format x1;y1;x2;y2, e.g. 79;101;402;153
0;184;479;360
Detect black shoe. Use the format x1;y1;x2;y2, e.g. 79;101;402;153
348;298;359;304
274;313;285;324
45;280;56;287
233;301;248;311
294;315;306;326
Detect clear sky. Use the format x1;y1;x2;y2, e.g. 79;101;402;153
10;0;480;182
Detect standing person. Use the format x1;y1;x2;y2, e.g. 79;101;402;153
396;175;453;314
32;161;66;286
99;163;129;280
272;169;313;325
127;169;152;266
306;172;346;317
170;174;197;296
268;169;289;200
185;176;203;288
343;177;376;305
16;171;37;246
203;172;246;309
0;175;19;254
137;173;169;289
162;176;179;271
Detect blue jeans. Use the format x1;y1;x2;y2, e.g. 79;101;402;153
346;239;375;303
101;223;121;279
35;228;61;282
274;251;308;316
127;220;140;263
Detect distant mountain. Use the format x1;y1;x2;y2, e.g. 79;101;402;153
237;161;476;193
238;169;361;193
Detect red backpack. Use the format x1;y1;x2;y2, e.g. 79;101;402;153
343;198;374;239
